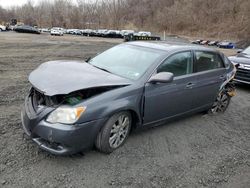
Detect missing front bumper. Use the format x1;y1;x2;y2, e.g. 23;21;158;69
21;103;107;155
32;137;70;155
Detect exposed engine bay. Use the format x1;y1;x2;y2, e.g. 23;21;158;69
30;86;121;110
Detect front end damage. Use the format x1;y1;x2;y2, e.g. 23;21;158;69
30;86;121;107
224;82;236;97
21;86;121;155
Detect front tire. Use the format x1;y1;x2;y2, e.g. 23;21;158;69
95;111;132;153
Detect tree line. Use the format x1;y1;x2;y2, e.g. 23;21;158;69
0;0;250;39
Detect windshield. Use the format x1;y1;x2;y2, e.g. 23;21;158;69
89;45;164;80
242;46;250;55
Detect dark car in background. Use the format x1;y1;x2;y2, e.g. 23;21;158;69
72;29;82;35
14;25;40;34
200;40;210;45
191;39;203;44
104;30;123;38
218;41;235;49
208;41;219;46
229;46;250;84
21;42;236;155
88;29;98;37
81;29;93;36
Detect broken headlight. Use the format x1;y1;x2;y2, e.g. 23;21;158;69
46;106;86;124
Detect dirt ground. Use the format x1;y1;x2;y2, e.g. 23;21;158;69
0;32;249;188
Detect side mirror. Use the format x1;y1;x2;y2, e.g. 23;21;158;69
148;72;174;84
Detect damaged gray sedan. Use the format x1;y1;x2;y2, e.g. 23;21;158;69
21;42;236;155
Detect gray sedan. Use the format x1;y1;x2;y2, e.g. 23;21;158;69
21;42;236;155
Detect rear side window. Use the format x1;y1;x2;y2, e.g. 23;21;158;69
194;51;224;72
157;51;193;77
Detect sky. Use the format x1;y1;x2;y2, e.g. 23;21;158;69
0;0;78;8
0;0;39;8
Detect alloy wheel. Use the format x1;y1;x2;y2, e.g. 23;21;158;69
109;114;130;148
210;92;230;113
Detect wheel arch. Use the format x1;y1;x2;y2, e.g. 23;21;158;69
105;107;142;130
127;109;141;130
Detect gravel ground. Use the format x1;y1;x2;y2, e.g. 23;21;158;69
0;32;249;188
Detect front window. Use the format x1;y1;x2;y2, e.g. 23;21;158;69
157;51;193;77
89;45;164;80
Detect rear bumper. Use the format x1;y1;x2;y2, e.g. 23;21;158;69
21;100;106;155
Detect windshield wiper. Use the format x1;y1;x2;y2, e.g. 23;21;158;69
84;57;91;63
91;64;111;73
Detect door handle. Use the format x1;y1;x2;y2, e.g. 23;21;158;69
186;82;195;89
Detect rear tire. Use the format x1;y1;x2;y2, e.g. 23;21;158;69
208;90;231;114
95;111;132;154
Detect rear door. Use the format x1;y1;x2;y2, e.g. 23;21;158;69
192;51;227;108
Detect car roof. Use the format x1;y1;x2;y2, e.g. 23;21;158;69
127;41;219;53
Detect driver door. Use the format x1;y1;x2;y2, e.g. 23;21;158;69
143;51;198;124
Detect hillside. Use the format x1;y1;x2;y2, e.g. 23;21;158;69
0;0;250;40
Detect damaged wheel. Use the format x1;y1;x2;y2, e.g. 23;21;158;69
95;111;131;153
209;91;231;114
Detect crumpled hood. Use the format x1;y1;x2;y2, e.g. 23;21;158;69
29;60;132;96
228;55;250;65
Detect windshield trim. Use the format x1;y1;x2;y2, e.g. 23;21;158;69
90;63;134;81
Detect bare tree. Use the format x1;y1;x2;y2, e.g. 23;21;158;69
0;0;249;39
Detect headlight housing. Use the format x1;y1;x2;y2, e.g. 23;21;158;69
46;106;86;124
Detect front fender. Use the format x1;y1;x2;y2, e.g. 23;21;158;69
100;96;142;123
77;86;143;126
